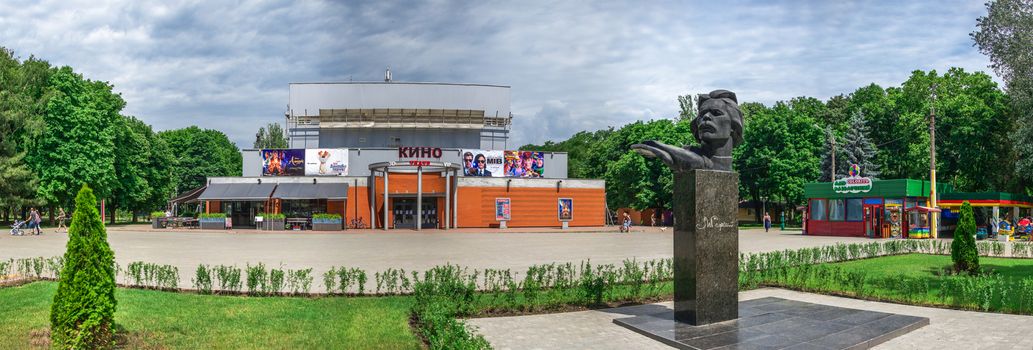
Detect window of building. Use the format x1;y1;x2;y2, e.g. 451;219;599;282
846;198;863;221
829;199;846;221
810;199;827;221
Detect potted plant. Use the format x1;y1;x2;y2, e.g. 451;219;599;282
151;211;167;229
260;213;285;231
199;213;228;230
312;213;343;231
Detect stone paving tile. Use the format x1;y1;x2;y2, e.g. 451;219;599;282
468;288;1033;350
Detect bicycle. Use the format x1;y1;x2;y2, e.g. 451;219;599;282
349;217;367;229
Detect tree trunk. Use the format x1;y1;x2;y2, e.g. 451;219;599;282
132;212;138;223
109;205;117;225
48;206;54;226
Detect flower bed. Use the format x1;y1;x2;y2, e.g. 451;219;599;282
312;213;343;231
199;213;227;230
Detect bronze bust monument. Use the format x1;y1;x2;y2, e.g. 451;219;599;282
632;89;743;172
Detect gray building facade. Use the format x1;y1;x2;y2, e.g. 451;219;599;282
287;82;511;150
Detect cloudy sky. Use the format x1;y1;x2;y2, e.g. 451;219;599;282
0;0;994;147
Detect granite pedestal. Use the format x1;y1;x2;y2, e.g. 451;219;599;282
614;297;929;350
674;170;739;325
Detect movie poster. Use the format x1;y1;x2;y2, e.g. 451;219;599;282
460;149;504;177
504;151;545;177
304;149;348;176
495;198;511;221
261;149;305;176
558;198;573;221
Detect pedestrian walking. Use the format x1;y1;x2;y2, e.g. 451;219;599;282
56;207;68;233
763;212;772;232
28;208;42;235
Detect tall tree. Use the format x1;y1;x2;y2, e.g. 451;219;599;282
734;101;824;222
160;126;242;192
26;67;122;209
603;119;690;213
109;116;150;223
0;48;49;217
677;94;697;121
818;126;848;182
972;0;1033;189
253;122;288;149
132;118;177;215
839;111;880;179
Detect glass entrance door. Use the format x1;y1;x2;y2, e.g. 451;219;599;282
865;205;882;238
393;199;438;229
393;199;416;229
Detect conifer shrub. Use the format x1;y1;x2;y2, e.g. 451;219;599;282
50;185;118;348
951;201;980;274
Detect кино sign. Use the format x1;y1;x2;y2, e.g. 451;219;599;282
398;147;442;159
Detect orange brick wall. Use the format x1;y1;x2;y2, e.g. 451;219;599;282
338;173;603;229
456;187;605;228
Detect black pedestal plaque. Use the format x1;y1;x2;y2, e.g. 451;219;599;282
674;170;739;325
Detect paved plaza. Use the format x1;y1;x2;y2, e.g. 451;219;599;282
0;225;874;290
469;288;1033;350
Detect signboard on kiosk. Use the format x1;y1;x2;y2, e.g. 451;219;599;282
833;164;872;193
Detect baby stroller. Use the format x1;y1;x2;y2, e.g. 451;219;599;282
10;220;26;236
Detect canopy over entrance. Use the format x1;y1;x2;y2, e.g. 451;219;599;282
198;183;277;201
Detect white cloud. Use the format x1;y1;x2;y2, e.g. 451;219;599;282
0;0;995;147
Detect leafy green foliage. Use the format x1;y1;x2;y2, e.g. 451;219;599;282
734;99;824;216
952;201;980;273
972;0;1033;189
159;126;242;192
253;122;289;149
0;48;49;211
27;67;123;210
50;185;117;348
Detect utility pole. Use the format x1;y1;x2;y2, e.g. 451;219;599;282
828;127;837;180
929;84;939;239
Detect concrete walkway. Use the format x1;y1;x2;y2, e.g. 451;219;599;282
468;288;1033;350
0;225;873;290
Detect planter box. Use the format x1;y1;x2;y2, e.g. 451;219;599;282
312;219;343;231
152;218;166;229
260;219;285;231
200;218;227;230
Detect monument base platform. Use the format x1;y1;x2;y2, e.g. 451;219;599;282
613;297;928;350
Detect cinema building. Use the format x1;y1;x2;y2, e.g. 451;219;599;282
186;80;605;230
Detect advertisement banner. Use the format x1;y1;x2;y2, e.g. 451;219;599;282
261;149;305;176
305;149;349;176
504;151;545;177
461;149;504;177
558;198;573;221
495;198;511;221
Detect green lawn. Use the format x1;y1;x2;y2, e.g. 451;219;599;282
0;282;420;350
830;253;1033;280
753;253;1033;314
